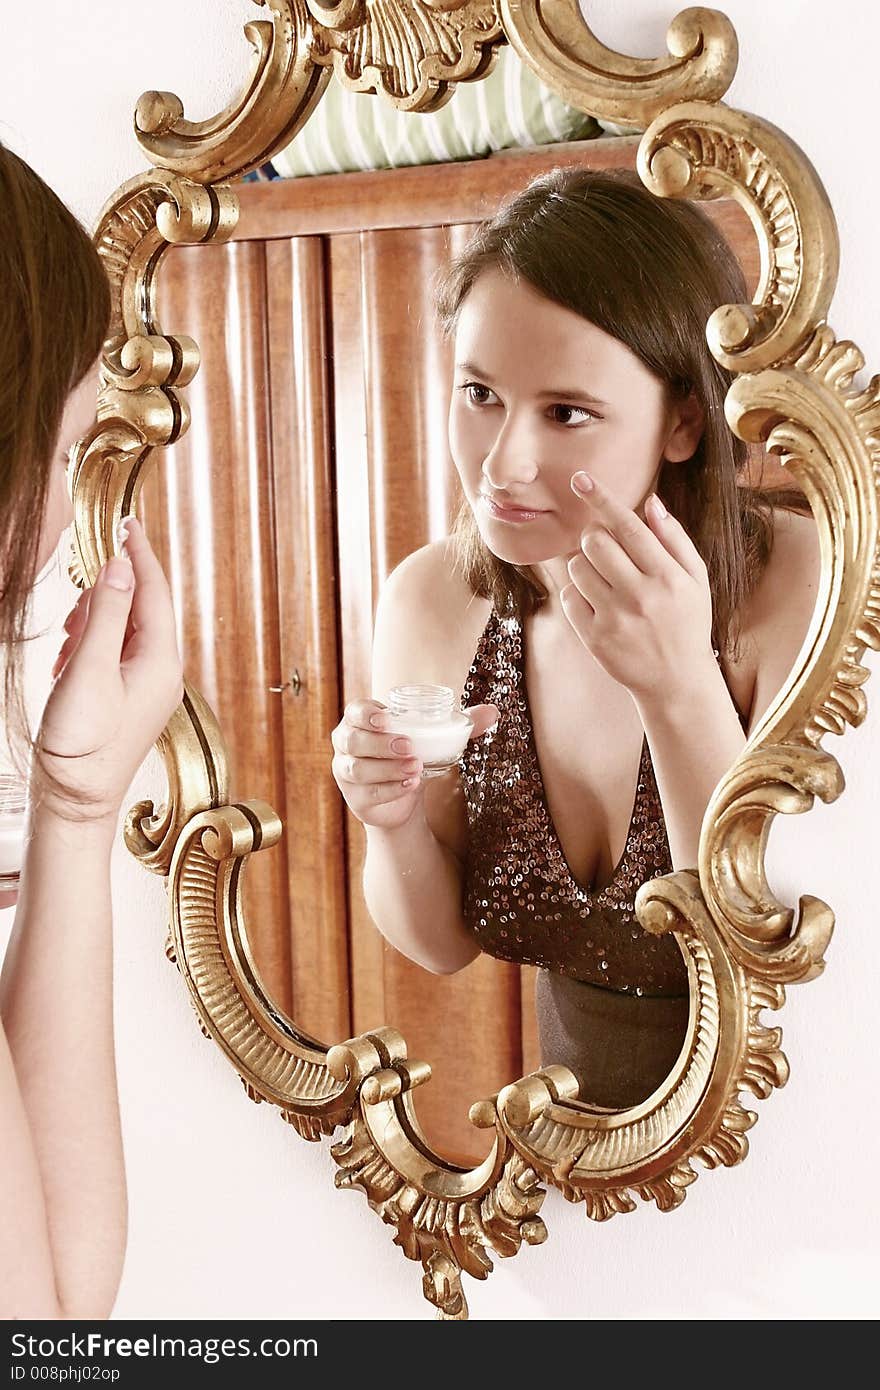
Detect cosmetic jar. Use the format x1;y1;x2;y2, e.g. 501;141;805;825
0;773;29;892
385;684;473;778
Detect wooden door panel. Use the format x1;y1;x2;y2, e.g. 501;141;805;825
142;241;291;1018
331;222;525;1164
264;237;351;1043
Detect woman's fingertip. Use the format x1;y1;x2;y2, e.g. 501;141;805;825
102;556;135;591
648;491;668;520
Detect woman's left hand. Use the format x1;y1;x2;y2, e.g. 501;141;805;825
561;470;715;701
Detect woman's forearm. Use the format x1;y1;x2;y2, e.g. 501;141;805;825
0;1025;63;1317
633;656;748;872
0;807;126;1320
362;804;480;974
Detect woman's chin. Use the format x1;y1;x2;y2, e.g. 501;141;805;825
474;522;554;566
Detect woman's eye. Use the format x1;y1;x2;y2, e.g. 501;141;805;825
548;404;598;427
458;382;497;406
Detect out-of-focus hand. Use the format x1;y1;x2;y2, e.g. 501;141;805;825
33;516;185;825
331;697;499;832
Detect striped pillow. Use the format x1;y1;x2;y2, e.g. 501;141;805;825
271;46;601;178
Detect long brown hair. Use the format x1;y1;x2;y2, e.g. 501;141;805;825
1;141;110;781
435;167;808;659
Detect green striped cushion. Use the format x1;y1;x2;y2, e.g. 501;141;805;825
272;46;601;178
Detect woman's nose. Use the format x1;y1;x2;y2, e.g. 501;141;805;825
481;421;539;491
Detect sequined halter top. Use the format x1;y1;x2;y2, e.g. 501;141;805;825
458;607;688;998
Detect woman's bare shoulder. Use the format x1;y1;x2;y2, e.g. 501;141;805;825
739;505;821;730
381;538;473;607
747;506;820;628
372;539;491;695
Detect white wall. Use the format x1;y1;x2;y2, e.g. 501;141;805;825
2;0;879;1320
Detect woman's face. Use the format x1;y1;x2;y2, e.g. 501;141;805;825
34;362;100;577
448;268;702;566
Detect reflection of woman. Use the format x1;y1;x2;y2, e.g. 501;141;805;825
0;144;183;1315
331;170;818;1108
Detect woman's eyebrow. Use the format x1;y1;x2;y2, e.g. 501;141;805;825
455;359;495;380
455;360;608;407
534;385;608;407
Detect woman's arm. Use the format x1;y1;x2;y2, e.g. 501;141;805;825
355;542;494;974
0;809;123;1320
0;516;183;1320
363;802;480;975
632;658;748;871
632;509;821;871
562;473;823;873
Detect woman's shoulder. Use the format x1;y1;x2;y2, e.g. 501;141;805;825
747;505;820;627
381;537;471;605
736;504;822;730
372;539;492;695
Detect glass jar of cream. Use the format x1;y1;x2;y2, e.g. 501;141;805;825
0;772;29;893
385;684;473;779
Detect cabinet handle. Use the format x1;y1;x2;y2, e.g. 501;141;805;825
269;668;302;696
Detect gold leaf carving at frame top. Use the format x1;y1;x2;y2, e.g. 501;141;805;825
306;0;504;110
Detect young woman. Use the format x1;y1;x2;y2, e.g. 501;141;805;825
330;169;819;1110
0;142;184;1317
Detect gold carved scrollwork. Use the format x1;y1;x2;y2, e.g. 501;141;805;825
134;1;332;182
306;0;504;111
638;103;840;372
325;1030;547;1318
492;873;789;1220
167;804;358;1137
80;172;239;874
694;322;880;980
500;2;738;126
84;0;878;1317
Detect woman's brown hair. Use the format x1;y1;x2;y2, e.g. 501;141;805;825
435;167;809;659
1;141;110;784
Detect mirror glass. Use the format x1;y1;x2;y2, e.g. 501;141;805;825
145;145;819;1164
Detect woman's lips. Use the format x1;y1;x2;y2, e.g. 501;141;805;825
480;494;549;524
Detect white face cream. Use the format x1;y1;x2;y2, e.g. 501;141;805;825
384;685;473;778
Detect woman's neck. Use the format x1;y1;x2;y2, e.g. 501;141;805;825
531;555;571;609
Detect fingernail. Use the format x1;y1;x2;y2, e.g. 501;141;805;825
402;776;419;789
103;556;134;590
114;515;133;558
391;737;412;756
369;714;386;729
649;491;668;519
572;471;593;494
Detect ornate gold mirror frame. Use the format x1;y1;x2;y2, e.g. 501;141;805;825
79;1;879;1319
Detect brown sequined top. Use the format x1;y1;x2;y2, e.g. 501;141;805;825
458;607;687;997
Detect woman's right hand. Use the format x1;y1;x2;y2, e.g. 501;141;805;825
331;698;499;832
32;515;185;826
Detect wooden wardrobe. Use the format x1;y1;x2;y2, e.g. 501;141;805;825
140;137;762;1163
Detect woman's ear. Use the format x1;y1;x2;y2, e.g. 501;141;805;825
664;390;705;463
